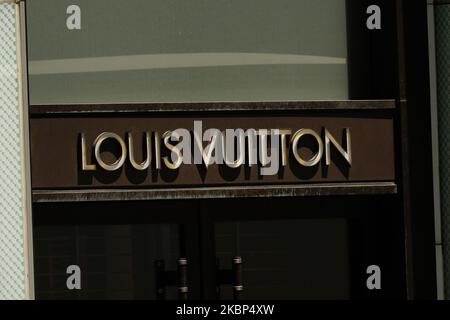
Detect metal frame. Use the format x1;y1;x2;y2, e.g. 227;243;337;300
16;0;34;300
395;0;437;299
29;100;395;115
32;182;397;203
427;0;445;300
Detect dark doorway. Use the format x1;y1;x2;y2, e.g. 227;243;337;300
32;195;405;299
32;201;202;299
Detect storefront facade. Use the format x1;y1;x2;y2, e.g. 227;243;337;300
0;0;440;299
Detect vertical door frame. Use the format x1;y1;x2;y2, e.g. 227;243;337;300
396;0;437;299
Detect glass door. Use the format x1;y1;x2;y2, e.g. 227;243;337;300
33;196;405;300
214;219;350;299
32;200;202;300
200;196;405;300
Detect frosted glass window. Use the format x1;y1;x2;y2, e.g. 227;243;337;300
27;0;348;104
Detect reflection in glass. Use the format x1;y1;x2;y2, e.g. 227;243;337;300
34;224;180;299
215;219;350;299
27;0;348;104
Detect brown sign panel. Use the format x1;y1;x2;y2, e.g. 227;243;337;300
30;113;395;189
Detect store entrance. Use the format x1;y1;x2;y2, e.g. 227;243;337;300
32;195;404;300
33;200;201;300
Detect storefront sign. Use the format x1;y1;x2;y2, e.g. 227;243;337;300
30;114;395;189
80;122;352;176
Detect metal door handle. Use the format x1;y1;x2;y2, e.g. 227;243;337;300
155;257;189;300
216;256;244;300
178;258;188;300
232;256;243;300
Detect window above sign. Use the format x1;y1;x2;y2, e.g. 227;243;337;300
26;0;348;105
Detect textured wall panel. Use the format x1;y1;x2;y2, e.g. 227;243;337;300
436;4;450;299
0;3;26;299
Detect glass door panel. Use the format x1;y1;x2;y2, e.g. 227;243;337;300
215;219;350;299
34;223;180;299
32;200;200;300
